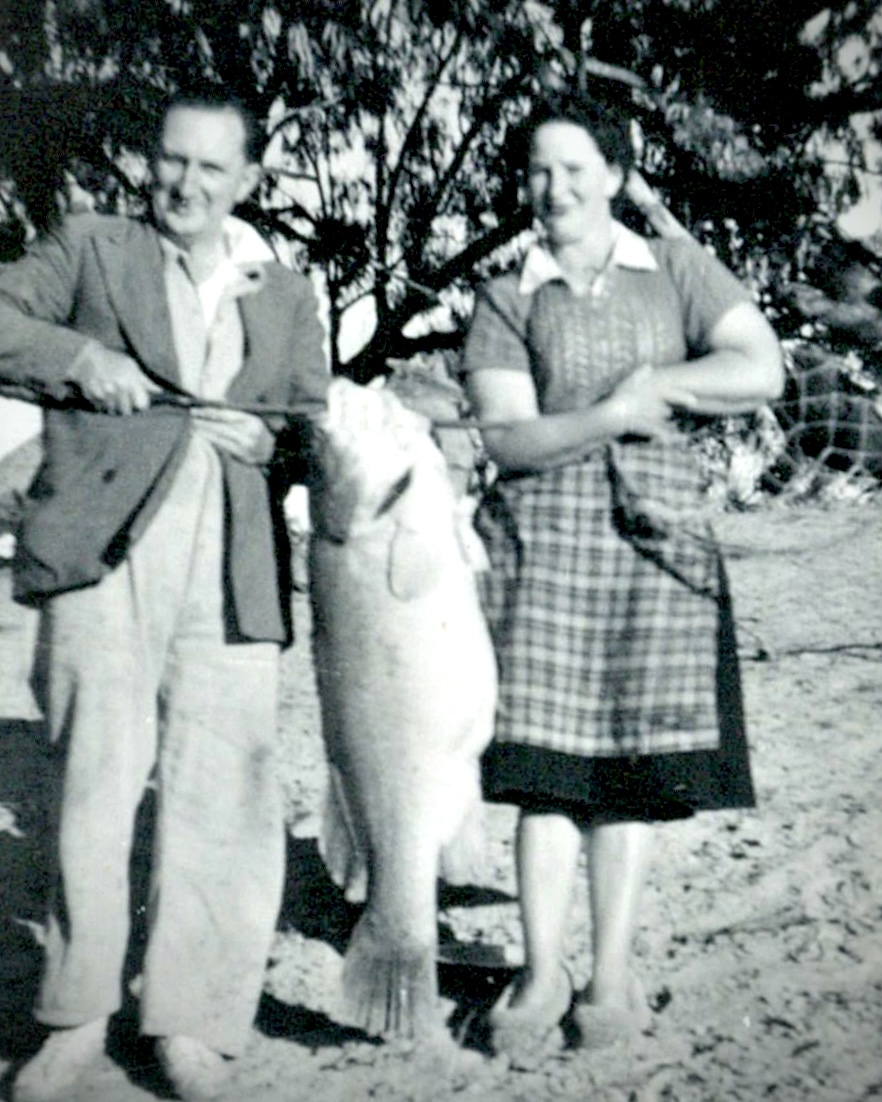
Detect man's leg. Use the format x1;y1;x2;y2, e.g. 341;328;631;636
140;638;285;1057
14;576;160;1102
34;581;159;1026
136;440;286;1059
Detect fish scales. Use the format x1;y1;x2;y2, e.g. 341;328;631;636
308;378;497;1039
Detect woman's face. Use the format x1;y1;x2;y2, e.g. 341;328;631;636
528;120;623;248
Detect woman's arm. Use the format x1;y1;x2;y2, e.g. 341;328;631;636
654;300;785;415
467;301;783;476
625;173;785;412
467;365;692;475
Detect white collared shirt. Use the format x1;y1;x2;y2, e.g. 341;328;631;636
519;221;657;299
159;217;275;397
159;216;275;328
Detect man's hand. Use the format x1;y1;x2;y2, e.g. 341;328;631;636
192;408;276;466
66;342;161;415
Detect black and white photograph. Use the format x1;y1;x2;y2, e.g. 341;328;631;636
1;3;881;1100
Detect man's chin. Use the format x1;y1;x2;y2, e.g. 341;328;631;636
158;211;204;242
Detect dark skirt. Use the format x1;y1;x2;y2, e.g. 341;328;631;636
481;562;755;823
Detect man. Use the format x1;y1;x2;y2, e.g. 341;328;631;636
0;87;327;1101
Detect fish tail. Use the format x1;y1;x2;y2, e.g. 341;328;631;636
343;913;439;1038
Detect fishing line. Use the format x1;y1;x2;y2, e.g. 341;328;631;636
4;380;880;560
0;381;511;431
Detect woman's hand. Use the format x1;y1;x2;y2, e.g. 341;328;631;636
468;366;694;475
648;302;785;414
605;365;696;438
192;408;276;466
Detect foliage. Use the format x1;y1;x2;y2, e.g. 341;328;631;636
1;1;882;378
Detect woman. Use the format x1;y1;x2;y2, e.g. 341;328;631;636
461;91;783;1056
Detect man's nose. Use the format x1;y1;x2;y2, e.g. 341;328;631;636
172;161;201;195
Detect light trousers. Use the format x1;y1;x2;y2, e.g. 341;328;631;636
32;439;284;1055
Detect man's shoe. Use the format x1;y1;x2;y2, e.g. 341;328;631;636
155;1035;232;1102
12;1018;108;1102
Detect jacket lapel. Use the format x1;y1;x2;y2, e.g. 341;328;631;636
227;275;285;404
92;221;182;390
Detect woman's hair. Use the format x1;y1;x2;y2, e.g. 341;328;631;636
516;90;635;175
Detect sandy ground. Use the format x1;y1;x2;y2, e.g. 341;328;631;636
1;498;882;1101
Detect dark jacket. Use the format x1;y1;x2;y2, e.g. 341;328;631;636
0;214;328;642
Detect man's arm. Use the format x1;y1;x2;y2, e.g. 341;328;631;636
0;219;158;411
0;225;93;400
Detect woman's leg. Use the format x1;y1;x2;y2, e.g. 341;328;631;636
584;819;654;1008
504;809;582;1010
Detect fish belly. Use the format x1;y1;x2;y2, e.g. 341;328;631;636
310;538;496;1037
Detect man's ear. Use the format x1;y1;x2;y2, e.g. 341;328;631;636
236;162;263;203
605;163;625;200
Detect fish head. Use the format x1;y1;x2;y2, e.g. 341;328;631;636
309;377;436;544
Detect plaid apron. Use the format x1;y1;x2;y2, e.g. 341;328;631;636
476;277;724;758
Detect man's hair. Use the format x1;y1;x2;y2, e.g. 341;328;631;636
153;85;265;164
514;89;635;175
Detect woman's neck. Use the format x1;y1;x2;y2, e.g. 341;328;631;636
548;225;616;294
549;222;616;283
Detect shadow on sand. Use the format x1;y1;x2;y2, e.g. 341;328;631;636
270;833;517;1052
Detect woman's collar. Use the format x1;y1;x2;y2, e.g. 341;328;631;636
519;221;657;296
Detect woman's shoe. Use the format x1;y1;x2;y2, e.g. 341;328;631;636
487;965;574;1061
572;973;653;1050
156;1035;232;1102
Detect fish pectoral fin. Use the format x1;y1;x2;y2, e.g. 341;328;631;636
439;800;488;887
454;496;490;572
318;768;369;902
387;523;443;600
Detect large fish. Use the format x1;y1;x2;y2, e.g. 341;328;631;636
307;377;497;1038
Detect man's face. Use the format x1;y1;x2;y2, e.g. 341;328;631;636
151;105;260;251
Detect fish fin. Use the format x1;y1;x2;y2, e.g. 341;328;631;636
387;523;442;600
343;914;440;1038
318;769;369;904
453;496;490;572
439;800;487;887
